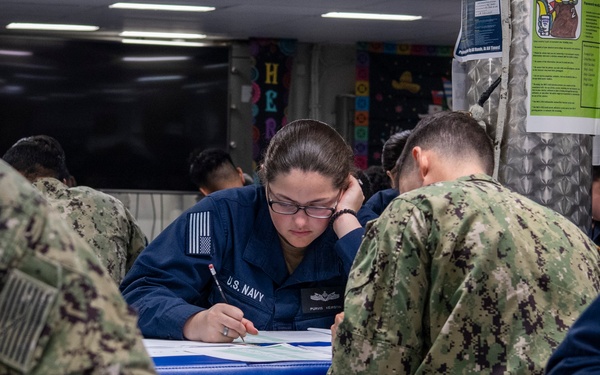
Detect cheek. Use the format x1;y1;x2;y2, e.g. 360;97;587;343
269;211;285;232
311;219;330;237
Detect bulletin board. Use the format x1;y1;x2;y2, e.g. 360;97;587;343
354;43;453;168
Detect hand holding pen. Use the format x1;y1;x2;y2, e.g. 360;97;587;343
208;264;246;342
200;264;258;342
183;264;258;343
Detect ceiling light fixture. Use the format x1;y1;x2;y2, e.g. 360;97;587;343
137;75;184;82
122;56;191;62
122;39;208;47
321;12;422;21
6;23;99;31
0;49;32;56
109;3;215;12
120;31;206;39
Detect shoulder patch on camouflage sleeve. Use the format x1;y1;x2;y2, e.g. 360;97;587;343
0;269;58;373
186;211;212;256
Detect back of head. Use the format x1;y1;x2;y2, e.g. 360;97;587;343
593;165;600;183
188;148;241;193
365;165;389;194
382;130;412;173
2;135;70;182
259;119;355;189
397;111;494;184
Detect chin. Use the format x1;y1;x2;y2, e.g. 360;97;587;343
285;236;315;249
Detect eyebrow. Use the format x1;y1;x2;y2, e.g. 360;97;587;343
270;190;335;205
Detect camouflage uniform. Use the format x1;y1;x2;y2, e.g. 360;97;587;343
330;174;600;375
0;160;156;375
32;177;147;284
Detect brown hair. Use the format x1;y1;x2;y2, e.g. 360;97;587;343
258;119;354;189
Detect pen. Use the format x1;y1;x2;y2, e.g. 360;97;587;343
208;264;245;342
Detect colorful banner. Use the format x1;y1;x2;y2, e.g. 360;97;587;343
355;43;453;168
527;0;600;135
250;38;297;165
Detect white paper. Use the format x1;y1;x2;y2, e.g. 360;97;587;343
143;339;235;357
232;330;331;344
306;327;332;335
144;328;331;362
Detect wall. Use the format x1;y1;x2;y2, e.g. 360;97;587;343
106;42;358;241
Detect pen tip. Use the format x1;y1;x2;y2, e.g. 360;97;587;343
208;264;214;269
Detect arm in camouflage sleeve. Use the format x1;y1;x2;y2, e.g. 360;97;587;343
125;206;148;274
329;199;429;374
0;161;156;375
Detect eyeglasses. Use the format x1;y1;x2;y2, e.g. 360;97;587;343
267;187;340;219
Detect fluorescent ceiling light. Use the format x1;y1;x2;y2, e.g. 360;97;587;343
322;12;422;21
120;31;206;39
137;75;184;82
122;56;191;62
122;38;207;47
0;49;32;56
6;23;99;31
110;3;215;12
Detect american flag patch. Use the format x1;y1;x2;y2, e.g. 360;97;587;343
0;269;58;373
187;212;212;256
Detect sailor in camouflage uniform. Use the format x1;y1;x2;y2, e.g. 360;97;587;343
2;135;147;284
0;160;155;374
329;111;600;374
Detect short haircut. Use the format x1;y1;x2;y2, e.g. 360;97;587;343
365;165;390;193
593;166;600;182
381;130;411;173
188;148;238;189
2;135;70;181
397;111;494;178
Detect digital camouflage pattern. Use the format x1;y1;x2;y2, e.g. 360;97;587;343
0;160;155;375
330;174;600;375
32;177;147;284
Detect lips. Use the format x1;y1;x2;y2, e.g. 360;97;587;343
290;230;311;237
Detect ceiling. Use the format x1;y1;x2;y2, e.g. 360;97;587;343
0;0;462;46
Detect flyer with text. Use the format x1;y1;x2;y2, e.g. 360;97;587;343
527;0;600;134
454;0;503;62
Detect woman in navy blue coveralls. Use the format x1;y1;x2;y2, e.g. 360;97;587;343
120;119;372;343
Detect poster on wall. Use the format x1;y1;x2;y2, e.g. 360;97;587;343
526;0;600;135
250;39;296;165
454;0;503;62
354;43;453;169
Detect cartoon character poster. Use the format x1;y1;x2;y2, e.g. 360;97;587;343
354;43;453;168
536;0;581;39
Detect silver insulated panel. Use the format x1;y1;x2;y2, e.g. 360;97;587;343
461;0;592;231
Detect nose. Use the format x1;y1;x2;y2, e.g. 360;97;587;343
292;209;310;226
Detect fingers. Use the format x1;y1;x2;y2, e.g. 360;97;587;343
242;318;259;335
338;175;365;211
183;303;257;342
331;312;344;344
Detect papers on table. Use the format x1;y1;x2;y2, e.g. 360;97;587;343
232;329;331;344
144;339;232;357
186;343;331;362
144;329;332;362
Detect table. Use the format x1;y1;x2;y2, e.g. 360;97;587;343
146;332;332;375
153;355;330;375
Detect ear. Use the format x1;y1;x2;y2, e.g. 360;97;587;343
412;147;428;178
236;167;245;184
386;170;396;188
